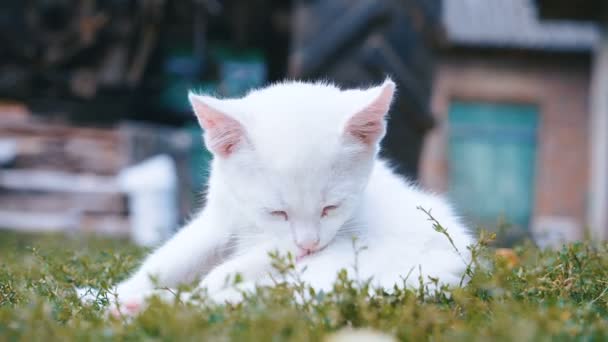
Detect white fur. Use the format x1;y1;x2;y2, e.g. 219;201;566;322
110;79;473;309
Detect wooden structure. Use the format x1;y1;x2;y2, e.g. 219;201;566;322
0;107;194;235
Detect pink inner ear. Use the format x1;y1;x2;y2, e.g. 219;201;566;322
190;95;244;157
347;111;384;145
204;118;243;157
346;81;395;145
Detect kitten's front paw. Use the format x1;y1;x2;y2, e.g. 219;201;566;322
108;297;145;319
75;286;146;319
102;287;148;319
107;288;179;319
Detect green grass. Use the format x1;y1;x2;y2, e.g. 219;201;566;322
1;230;608;341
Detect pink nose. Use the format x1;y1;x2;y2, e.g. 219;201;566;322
296;239;320;252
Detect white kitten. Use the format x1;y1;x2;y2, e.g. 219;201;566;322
109;79;473;311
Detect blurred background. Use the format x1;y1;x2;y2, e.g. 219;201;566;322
0;0;606;247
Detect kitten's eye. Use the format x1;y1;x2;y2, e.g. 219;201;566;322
270;210;288;221
321;205;338;218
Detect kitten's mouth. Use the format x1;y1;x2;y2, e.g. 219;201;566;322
295;248;321;262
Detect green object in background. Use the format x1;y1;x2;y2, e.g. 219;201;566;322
448;101;539;232
161;46;267;111
161;80;215;113
219;59;266;97
213;47;267;97
159;46;217;113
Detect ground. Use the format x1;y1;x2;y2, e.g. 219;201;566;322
1;230;608;341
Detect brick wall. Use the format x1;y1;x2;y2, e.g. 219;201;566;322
422;55;591;239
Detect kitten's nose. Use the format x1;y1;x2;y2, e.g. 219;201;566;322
296;239;320;252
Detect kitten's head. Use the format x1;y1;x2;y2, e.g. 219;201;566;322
189;79;395;257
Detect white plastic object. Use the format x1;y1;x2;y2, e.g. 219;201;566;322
0;139;17;165
118;155;178;246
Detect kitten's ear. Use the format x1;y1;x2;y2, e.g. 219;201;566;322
345;79;396;146
189;92;245;157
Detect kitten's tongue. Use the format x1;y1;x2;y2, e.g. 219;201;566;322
296;249;314;262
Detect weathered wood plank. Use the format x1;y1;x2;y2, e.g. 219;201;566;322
0;169;120;193
0;191;126;214
0;118;128;175
0;118;123;142
79;214;130;237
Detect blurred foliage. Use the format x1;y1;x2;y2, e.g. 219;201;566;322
1;230;608;341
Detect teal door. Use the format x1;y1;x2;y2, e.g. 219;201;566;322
448;101;539;231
